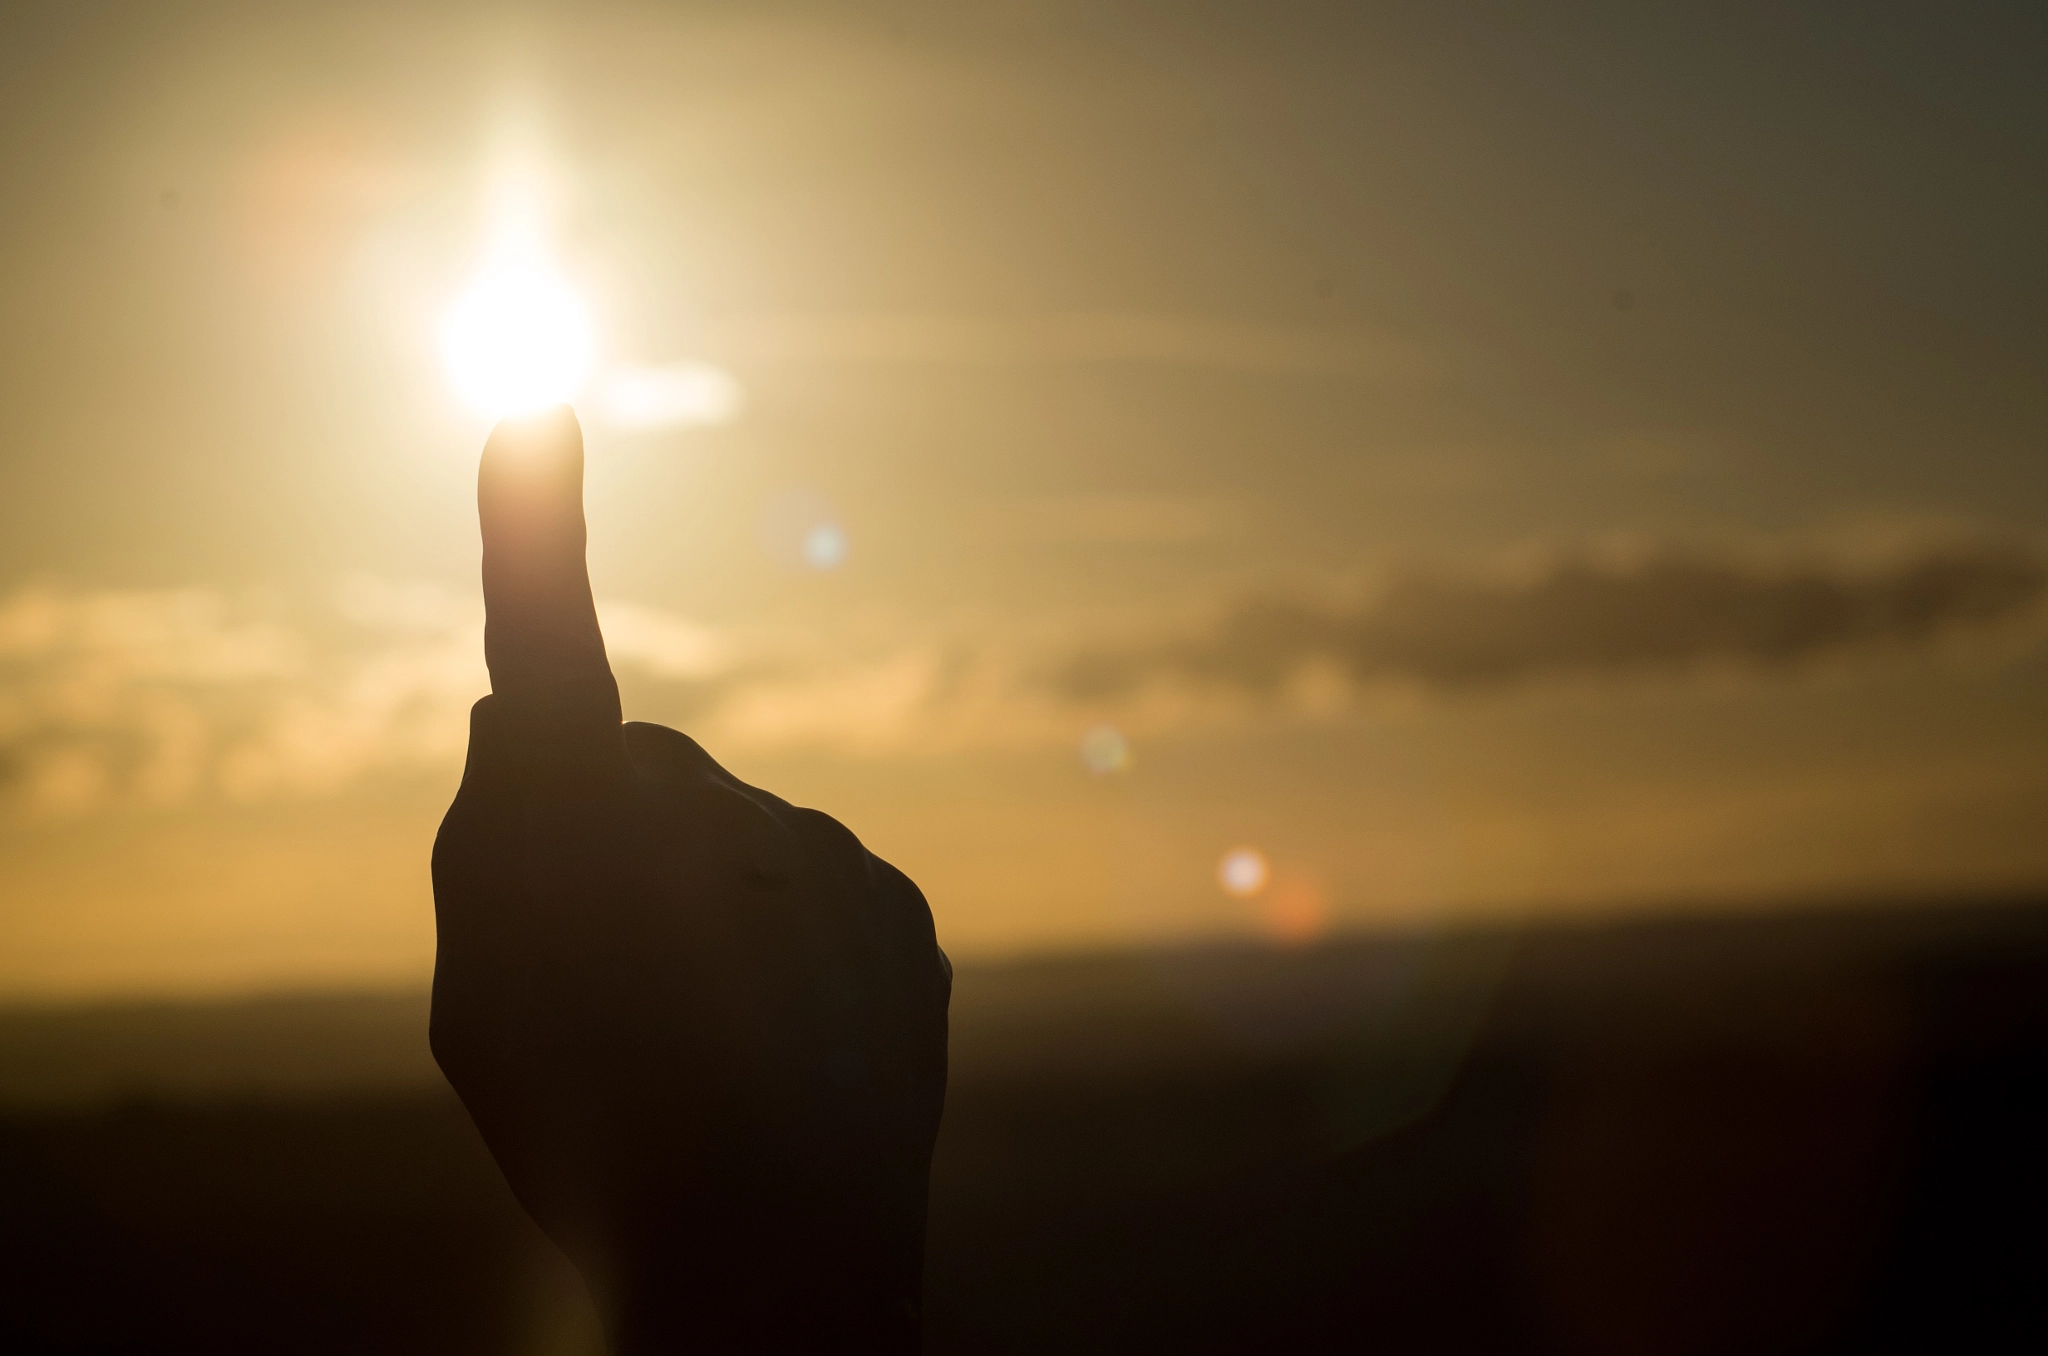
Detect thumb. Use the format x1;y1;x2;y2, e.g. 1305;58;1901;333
478;405;612;694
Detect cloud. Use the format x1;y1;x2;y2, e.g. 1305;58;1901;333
0;582;482;816
1051;545;2048;701
590;361;744;430
596;601;732;680
0;580;737;817
1;543;2040;816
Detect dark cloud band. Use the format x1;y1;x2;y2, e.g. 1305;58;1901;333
1056;546;2048;699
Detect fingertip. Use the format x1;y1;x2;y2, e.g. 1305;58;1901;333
480;404;583;514
478;403;609;693
483;403;583;466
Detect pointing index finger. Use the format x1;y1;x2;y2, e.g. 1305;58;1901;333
478;405;612;694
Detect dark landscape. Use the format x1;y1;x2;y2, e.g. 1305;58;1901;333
4;894;2044;1354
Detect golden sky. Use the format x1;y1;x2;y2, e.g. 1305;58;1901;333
2;1;2046;998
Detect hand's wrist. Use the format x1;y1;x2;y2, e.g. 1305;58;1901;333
600;1190;928;1355
608;1250;922;1355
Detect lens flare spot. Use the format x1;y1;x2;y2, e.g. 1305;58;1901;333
1258;870;1331;946
763;490;850;570
1079;724;1131;775
1218;846;1269;898
803;522;849;570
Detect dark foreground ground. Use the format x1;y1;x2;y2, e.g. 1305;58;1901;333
2;896;2045;1354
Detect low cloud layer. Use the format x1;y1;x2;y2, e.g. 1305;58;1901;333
1055;546;2048;700
1;543;2040;817
0;582;478;816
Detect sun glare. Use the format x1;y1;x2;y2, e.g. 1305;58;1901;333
439;181;594;419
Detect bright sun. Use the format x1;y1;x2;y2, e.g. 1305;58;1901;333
439;209;595;419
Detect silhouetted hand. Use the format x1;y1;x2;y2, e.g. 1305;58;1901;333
429;408;950;1354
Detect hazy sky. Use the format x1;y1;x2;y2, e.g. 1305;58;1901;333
2;0;2045;998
